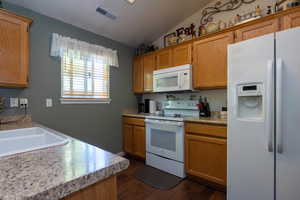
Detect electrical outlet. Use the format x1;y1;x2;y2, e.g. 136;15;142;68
46;98;53;107
10;98;19;108
20;98;28;108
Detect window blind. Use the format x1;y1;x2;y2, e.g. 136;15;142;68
61;54;110;101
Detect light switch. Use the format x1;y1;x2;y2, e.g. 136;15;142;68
10;98;18;107
20;98;28;108
46;98;53;107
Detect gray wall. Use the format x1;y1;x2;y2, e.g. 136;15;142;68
0;2;137;153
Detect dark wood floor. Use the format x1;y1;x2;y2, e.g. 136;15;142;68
117;159;226;200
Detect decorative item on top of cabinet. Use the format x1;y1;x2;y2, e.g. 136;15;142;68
193;32;234;89
164;32;178;47
156;48;172;69
172;42;192;67
200;0;257;26
133;57;144;93
0;9;32;88
143;53;156;92
282;9;300;29
235;18;280;42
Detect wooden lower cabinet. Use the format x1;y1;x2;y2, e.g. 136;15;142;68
123;117;146;159
132;126;146;158
185;123;227;186
123;124;134;154
63;175;117;200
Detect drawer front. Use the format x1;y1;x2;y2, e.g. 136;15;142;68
185;122;227;138
123;117;145;126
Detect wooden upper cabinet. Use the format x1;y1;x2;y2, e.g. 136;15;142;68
133;126;146;159
235;18;280;42
282;11;300;29
185;134;227;186
0;10;32;88
156;48;172;69
172;42;192;67
143;53;156;92
193;32;234;89
133;57;144;93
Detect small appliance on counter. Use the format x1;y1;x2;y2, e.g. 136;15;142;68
144;99;156;114
138;103;145;113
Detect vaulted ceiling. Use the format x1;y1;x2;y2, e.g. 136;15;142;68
6;0;211;47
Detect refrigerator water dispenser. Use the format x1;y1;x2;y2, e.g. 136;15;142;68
237;83;263;119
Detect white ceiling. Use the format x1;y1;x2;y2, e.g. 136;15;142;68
6;0;211;47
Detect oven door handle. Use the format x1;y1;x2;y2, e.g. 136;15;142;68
145;119;184;127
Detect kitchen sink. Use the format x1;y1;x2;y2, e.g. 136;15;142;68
0;127;69;158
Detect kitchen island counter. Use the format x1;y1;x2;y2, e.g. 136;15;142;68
0;119;129;200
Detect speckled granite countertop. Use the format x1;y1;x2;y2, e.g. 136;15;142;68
122;112;227;125
0;119;129;200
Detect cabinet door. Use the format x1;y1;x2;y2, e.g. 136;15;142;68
193;32;234;89
282;11;300;29
235;18;280;42
172;42;192;67
0;12;30;87
185;134;227;186
156;48;172;69
123;124;133;154
132;57;144;93
143;53;156;92
133;126;146;158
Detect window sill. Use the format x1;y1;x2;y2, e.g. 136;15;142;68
60;98;111;104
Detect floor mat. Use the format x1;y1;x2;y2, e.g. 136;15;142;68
133;165;183;190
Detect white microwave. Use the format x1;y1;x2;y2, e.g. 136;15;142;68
153;64;192;92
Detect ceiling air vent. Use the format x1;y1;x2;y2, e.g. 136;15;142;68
96;7;117;20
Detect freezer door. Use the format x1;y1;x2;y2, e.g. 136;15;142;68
276;27;300;200
227;34;275;200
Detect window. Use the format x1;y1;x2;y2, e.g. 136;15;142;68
50;33;118;104
61;53;110;104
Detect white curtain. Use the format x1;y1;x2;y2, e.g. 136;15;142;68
50;33;119;67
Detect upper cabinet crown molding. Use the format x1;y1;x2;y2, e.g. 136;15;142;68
0;9;33;25
0;9;32;88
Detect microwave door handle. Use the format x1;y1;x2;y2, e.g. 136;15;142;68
178;74;182;89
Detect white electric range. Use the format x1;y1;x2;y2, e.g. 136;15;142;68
145;100;199;178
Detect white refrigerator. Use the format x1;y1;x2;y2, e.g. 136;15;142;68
228;27;300;200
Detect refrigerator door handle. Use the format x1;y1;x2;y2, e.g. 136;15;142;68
266;60;274;153
276;58;283;154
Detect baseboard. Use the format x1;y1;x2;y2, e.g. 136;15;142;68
116;151;126;157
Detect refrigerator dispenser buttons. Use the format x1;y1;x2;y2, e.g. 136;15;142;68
237;83;263;120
